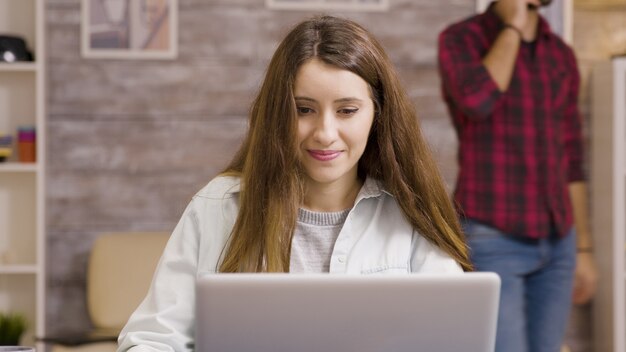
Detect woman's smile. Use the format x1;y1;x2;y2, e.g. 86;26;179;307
307;149;342;161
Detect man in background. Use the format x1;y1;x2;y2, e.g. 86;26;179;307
438;0;597;351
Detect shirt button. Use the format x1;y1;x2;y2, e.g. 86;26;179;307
337;256;346;263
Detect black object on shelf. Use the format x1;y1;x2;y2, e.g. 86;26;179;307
0;35;34;62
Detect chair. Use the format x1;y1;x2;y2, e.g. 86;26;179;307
43;232;169;352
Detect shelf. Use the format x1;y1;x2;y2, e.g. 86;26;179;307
0;162;38;172
591;57;626;352
0;63;37;72
0;265;37;274
0;0;44;349
575;0;626;10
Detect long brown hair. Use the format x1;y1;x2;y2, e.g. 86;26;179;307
219;15;472;272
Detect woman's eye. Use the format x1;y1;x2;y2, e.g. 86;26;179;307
297;106;314;115
338;108;359;115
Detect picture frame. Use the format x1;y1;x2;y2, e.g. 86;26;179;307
266;0;389;12
475;0;573;44
82;0;178;59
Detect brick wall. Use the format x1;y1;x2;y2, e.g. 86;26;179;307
45;0;470;333
45;1;626;347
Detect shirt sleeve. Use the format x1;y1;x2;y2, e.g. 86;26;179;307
438;27;503;120
562;50;585;182
117;199;201;352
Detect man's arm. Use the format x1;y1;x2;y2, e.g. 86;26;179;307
482;0;540;91
569;182;592;250
437;0;540;119
568;181;598;304
482;28;521;92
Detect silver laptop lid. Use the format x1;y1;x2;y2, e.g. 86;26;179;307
195;273;499;352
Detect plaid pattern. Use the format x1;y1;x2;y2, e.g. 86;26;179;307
438;6;585;239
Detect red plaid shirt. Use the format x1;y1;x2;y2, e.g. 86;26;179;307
438;6;585;239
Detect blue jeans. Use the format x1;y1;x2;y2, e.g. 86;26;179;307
461;220;576;352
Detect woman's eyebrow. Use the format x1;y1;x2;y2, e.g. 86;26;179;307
294;96;317;102
294;96;364;103
334;97;364;103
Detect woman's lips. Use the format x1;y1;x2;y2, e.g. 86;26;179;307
307;150;341;161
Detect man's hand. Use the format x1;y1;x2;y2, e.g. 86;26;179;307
572;252;598;305
494;0;540;30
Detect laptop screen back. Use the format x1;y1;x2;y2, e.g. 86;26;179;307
195;273;499;352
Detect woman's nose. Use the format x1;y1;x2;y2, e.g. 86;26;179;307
312;111;339;145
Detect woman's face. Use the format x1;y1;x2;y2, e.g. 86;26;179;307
294;58;375;190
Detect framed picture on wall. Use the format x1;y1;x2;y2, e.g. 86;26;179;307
266;0;389;12
82;0;178;59
475;0;572;44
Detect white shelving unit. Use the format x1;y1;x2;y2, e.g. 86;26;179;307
591;57;626;352
0;0;45;348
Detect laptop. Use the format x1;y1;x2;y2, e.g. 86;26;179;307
195;273;500;352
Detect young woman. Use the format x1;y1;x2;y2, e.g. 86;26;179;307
118;15;471;352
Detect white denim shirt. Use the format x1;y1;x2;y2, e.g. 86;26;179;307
118;176;463;352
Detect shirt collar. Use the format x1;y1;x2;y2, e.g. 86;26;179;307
354;176;392;203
